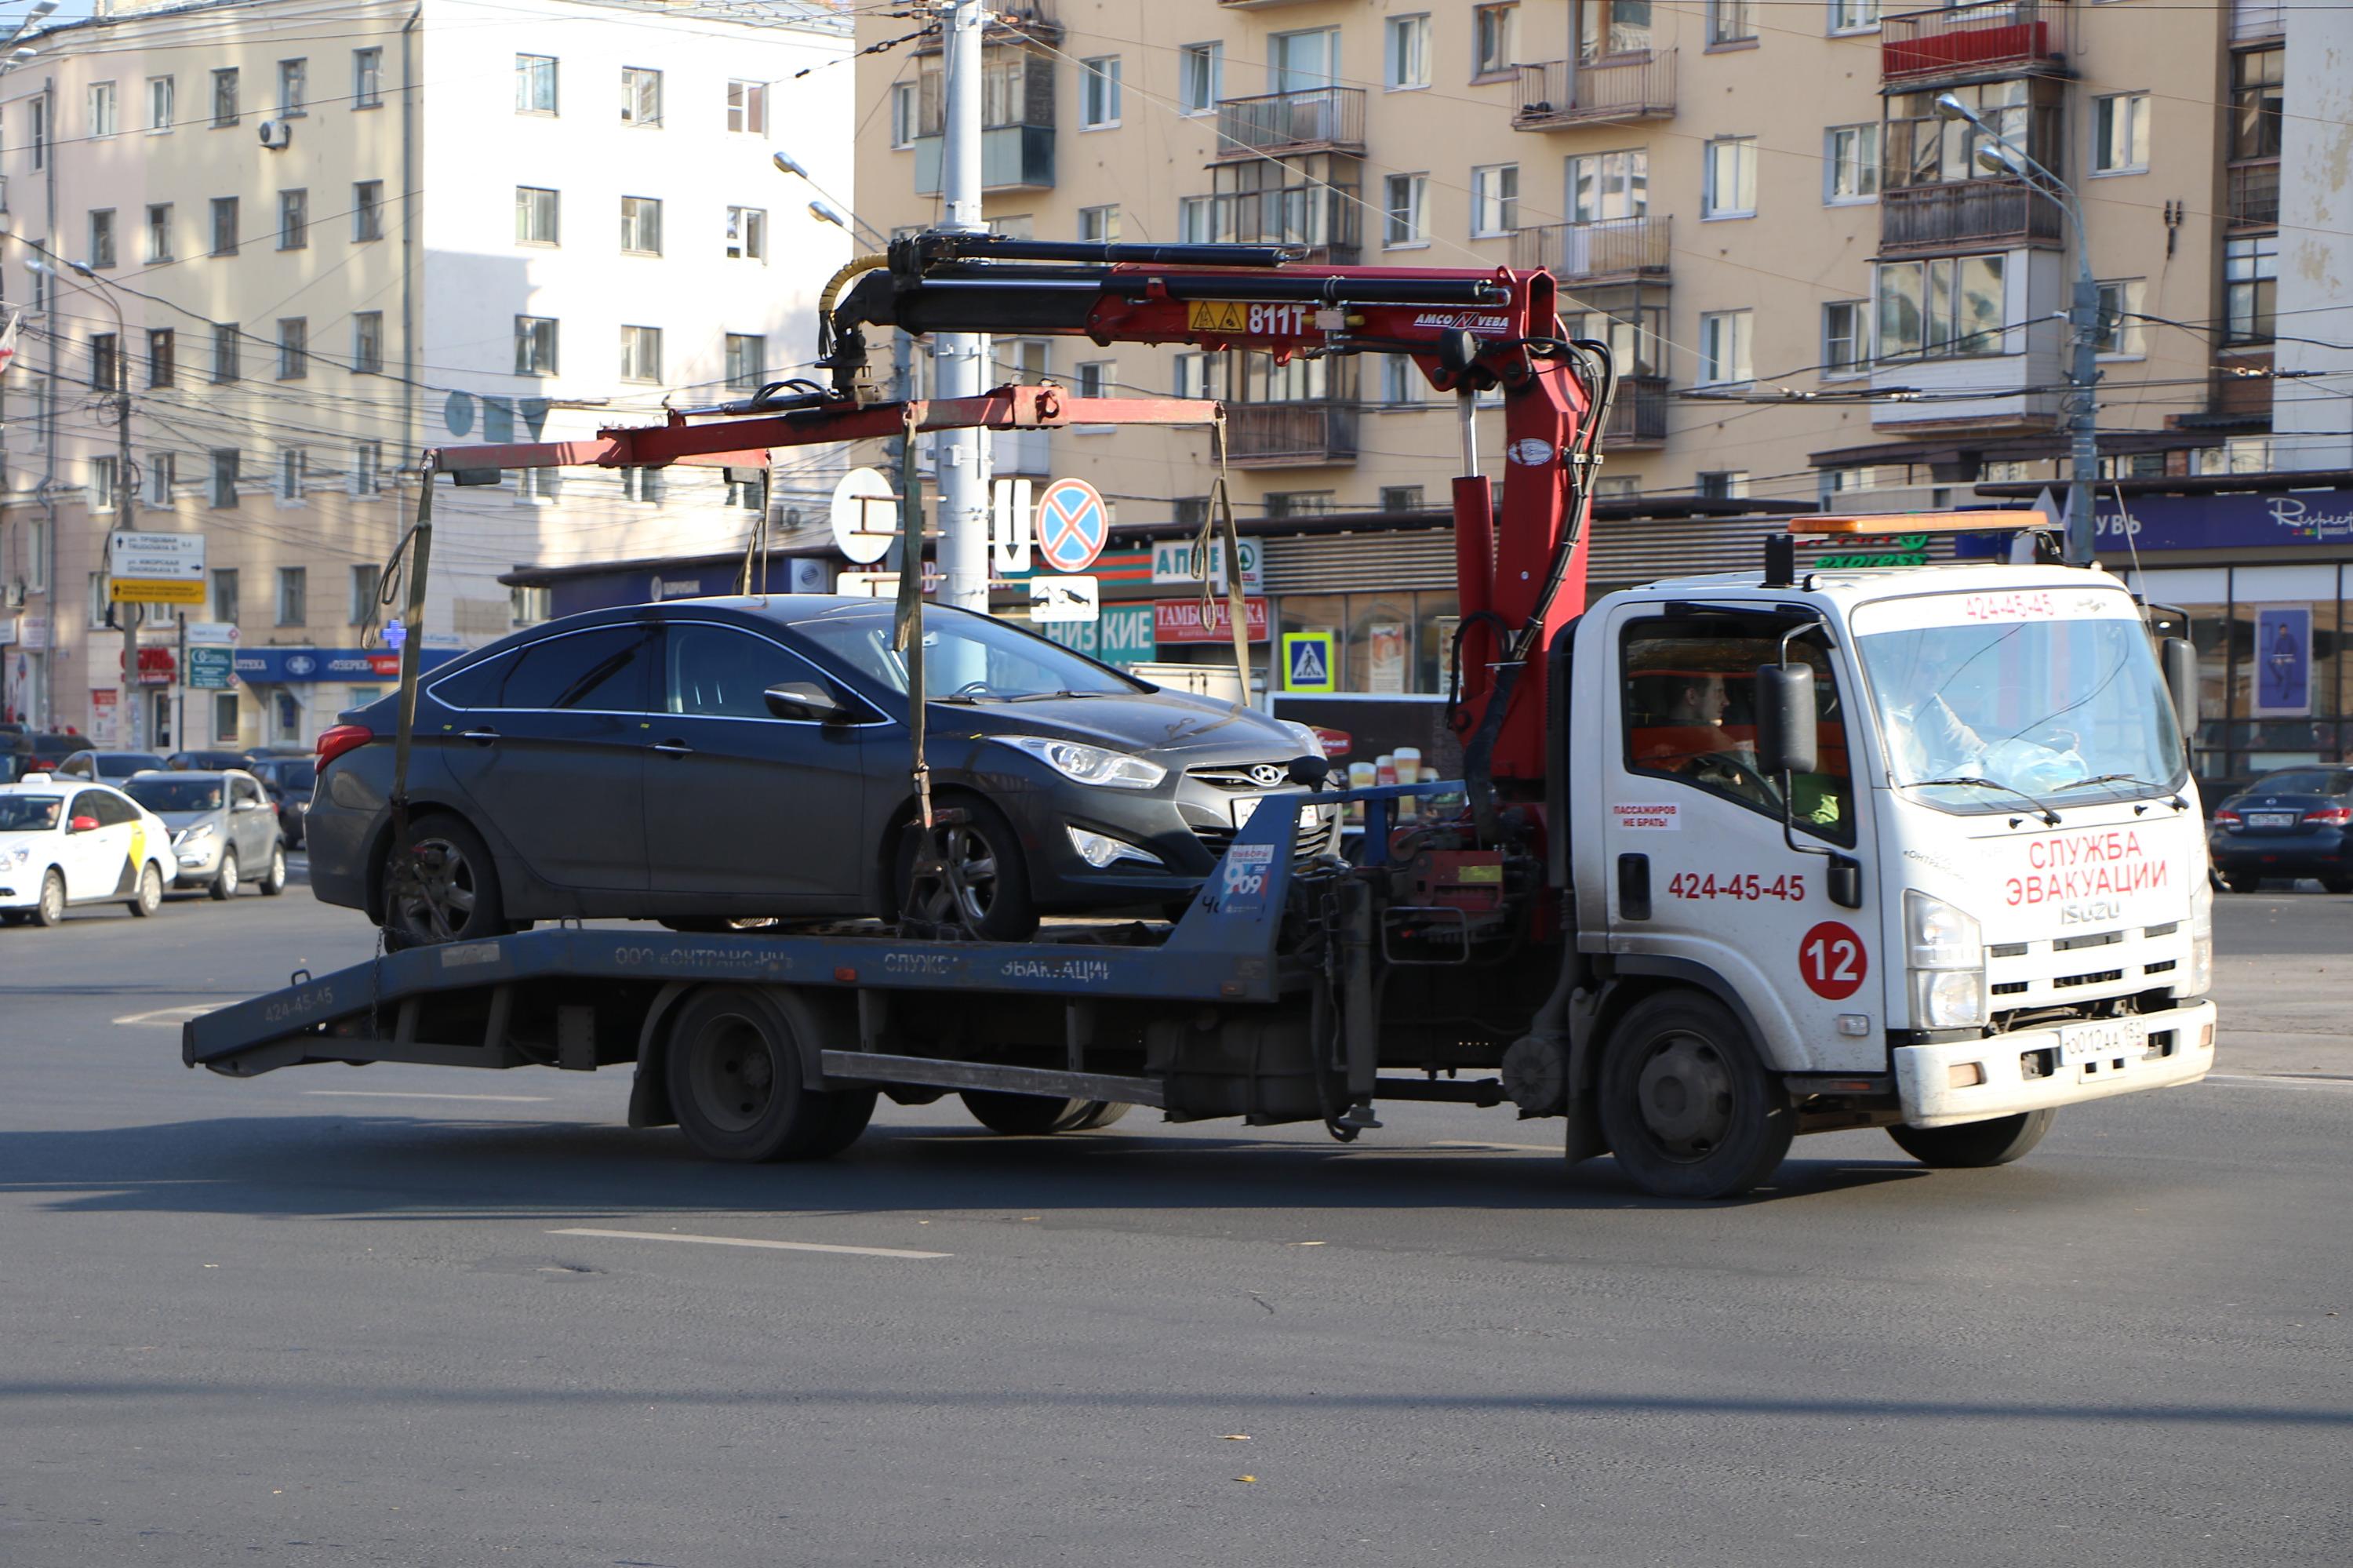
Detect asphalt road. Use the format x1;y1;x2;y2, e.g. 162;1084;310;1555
2;875;2348;1566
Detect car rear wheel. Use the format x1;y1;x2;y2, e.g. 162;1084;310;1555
128;862;162;917
2219;871;2263;893
894;796;1037;941
209;849;239;900
381;816;507;949
2322;875;2353;895
33;868;66;927
1888;1109;2054;1168
258;845;288;897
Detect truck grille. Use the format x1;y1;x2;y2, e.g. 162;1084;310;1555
1984;919;2191;1018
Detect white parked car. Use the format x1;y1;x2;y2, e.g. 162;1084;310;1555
0;774;175;926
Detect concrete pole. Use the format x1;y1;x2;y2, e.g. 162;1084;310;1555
2064;263;2101;569
933;0;992;624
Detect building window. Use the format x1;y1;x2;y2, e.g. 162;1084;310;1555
1179;42;1222;114
620;66;662;126
1875;254;2006;359
2094;279;2147;356
277;449;305;503
1076;360;1113;400
278;188;307;249
147;328;174;387
211;693;240;744
2231;48;2282;162
515;316;558;375
511;585;551;627
278;58;306;115
726;79;766;133
89;81;117;137
1380;485;1426;512
1698;310;1754;385
349;180;384;241
1386;16;1430;89
353;311;384;374
1824;124;1879;202
278;317;308;380
91;333;119;391
211;67;238;126
1568;148;1649;220
516;54;558;115
210;322;239;384
889;82;918;147
724;205;765;260
618;195;660;254
1384;173;1429;248
89;209;117;269
352;441;382;496
1703;136;1757;218
1708;0;1756;45
1823;299;1869;375
2092;92;2151;174
1829;0;1879;31
1470;164;1518;236
147;75;174;130
210;455;241;512
1081;56;1121;128
349;565;380;623
212;566;240;620
1473;4;1516;77
1173;351;1224;400
725;333;765;391
353;48;382;107
1078;204;1120;244
210;196;237;256
1266;492;1334;519
2225;234;2277;344
1697;470;1751;499
146;203;173;262
516;186;560;246
91;455;118;513
1177;195;1217;244
276;566;307;624
614;324;660;384
1378;354;1422;405
145;452;176;508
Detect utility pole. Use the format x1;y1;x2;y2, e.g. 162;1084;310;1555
933;0;992;624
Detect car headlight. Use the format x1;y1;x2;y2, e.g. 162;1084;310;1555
176;822;216;847
999;735;1166;790
1067;824;1164;869
2184;873;2213;997
1904;889;1988;1029
1278;719;1322;755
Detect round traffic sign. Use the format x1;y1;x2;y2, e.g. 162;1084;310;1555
1798;921;1867;1001
829;467;900;566
1034;478;1109;574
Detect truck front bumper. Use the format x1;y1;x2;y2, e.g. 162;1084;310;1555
1893;1000;2217;1128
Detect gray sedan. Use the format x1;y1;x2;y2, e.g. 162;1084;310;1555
122;769;289;899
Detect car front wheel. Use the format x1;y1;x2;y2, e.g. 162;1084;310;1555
209;850;239;900
894;796;1038;941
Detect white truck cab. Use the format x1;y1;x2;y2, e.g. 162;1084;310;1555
1569;560;2216;1142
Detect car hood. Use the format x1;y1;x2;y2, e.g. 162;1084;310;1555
0;831;56;860
944;693;1298;761
154;810;226;834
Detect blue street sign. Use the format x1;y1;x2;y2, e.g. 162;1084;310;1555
1035;478;1109;574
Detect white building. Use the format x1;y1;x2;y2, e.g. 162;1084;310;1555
0;0;850;748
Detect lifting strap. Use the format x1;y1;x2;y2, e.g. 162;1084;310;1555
1195;413;1253;706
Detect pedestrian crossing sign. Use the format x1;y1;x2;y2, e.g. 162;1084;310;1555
1282;631;1336;693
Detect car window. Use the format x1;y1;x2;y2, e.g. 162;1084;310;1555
0;794;63;831
433;627;655;712
89;791;139;827
232;777;264;807
67;789;109;824
664;624;836;720
792;605;1140;701
60;755;90;777
2252;769;2353;796
126;777;227;813
102;754;165;777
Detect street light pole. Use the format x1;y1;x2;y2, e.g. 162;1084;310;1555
1933;93;2100;567
42;257;140;747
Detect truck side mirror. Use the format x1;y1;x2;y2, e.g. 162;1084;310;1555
1754;664;1818;777
2160;637;2198;740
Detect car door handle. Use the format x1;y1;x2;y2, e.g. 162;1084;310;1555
460;727;500;745
652;740;695;757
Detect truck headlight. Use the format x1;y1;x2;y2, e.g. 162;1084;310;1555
2184;874;2213;996
999;735;1166;791
1905;890;1988;1029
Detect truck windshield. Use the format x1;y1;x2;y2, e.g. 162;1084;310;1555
1853;593;2184;812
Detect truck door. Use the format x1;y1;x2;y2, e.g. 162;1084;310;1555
1601;606;1881;1073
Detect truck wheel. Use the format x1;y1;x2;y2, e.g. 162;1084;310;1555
961;1090;1089;1135
1598;991;1794;1199
381;816;506;949
1067;1101;1132;1130
666;987;875;1162
1888;1109;2053;1168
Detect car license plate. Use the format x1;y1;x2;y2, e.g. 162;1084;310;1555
1232;795;1321;830
2057;1017;2149;1068
2247;811;2298;828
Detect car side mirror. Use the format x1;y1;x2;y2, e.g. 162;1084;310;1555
1754;663;1818;777
764;680;853;723
2161;636;2198;742
68;814;100;833
1287;753;1332;788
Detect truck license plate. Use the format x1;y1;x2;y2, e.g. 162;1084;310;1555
1232;796;1320;830
2057;1018;2149;1068
2247;811;2298;828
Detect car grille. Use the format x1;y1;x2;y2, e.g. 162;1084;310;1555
1194;815;1336;861
1189;762;1295;791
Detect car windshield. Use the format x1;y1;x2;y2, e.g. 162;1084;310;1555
271;762;317;790
0;795;63;831
98;754;165;778
2246;769;2353;797
1853;591;2184;812
794;606;1142;701
126;777;226;812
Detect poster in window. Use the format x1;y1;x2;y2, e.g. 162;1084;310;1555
1366;622;1407;693
2252;605;2311;718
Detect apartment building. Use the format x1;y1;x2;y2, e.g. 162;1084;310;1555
850;0;2333;699
0;0;849;745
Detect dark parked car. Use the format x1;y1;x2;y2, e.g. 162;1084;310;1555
56;749;169;782
307;597;1330;947
2209;766;2353;892
244;757;317;848
27;733;83;770
169;748;256;772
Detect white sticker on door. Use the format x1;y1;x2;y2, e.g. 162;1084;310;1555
1613;802;1680;830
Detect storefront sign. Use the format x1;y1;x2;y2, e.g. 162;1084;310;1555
1962;488;2353;555
187;646;237;690
233;646;463;684
1154;597;1270;645
1038;603;1154;667
90;687;119;746
15;615;49;652
133;646;176;686
2252;605;2313;717
1151;538;1264;591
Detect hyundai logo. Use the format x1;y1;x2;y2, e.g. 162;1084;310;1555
1248;764;1286;788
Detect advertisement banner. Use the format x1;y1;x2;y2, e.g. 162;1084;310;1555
187;646;237;691
1153;597;1270;645
2252;605;2313;717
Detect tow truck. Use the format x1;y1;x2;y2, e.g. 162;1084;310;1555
183;234;2218;1198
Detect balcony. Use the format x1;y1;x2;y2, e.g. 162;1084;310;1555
1511;52;1676;129
913;125;1055;195
2229;159;2280;231
2231;0;2286;42
1511;215;1671;282
1601;375;1669;449
1882;0;2066;87
1213;87;1365;161
1878;179;2061;256
1194;160;1362;264
1227;402;1358;467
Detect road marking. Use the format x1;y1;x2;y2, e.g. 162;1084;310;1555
2205;1072;2353;1094
112;1004;219;1026
302;1090;553;1104
1427;1138;1560;1153
547;1227;949;1260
